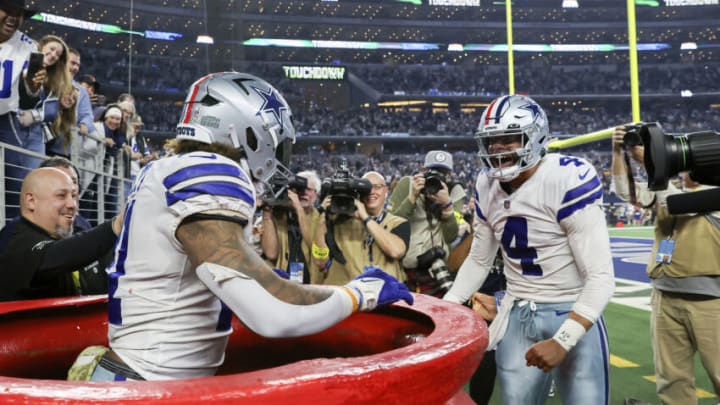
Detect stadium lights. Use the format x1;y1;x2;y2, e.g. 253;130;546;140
562;0;579;8
197;35;214;44
680;42;698;50
681;90;693;97
447;43;463;52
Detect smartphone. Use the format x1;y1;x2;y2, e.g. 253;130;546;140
25;52;44;79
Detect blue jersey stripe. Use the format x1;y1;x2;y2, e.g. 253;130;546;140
163;163;248;189
598;316;611;405
556;188;603;221
562;175;601;204
216;302;233;332
108;200;136;326
165;181;254;206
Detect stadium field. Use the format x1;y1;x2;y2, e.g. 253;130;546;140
484;226;717;404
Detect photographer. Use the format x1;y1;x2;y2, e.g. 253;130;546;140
311;171;409;285
261;170;322;284
612;124;720;404
388;150;465;297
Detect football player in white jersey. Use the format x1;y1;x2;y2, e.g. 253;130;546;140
70;72;412;382
444;95;614;404
0;0;44;220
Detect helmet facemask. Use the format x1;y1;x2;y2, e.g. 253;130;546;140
476;95;549;182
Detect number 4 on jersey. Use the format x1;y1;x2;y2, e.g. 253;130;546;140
501;217;543;276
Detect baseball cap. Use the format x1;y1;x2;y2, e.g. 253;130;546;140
424;150;453;171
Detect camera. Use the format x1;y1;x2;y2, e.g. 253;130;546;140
320;160;371;217
262;175;308;209
416;246;454;293
639;122;720;190
638;122;720;214
622;123;643;147
422;169;447;195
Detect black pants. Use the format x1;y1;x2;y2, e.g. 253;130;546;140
469;349;496;404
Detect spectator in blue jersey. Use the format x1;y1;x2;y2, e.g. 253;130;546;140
0;0;43;220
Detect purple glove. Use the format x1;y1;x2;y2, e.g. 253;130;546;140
344;266;414;311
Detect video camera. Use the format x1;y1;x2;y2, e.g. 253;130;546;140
637;122;720;214
422;169;447;195
320;159;372;218
622;123;644;148
262;175;308;209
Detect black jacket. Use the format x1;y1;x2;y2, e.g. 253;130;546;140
0;217;116;301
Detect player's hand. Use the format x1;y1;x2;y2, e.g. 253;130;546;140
344;266;413;311
525;338;568;373
471;292;497;321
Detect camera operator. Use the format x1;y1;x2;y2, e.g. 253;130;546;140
388;150;465;297
311;171;409;285
260;170;322;284
612;124;720;404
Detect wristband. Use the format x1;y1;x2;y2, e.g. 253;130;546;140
552;318;587;352
311;242;330;260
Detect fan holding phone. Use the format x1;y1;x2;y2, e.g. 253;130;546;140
18;35;78;158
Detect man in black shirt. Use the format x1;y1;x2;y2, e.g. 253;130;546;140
0;167;123;301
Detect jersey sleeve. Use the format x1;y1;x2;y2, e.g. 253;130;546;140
551;155;604;222
552;155;615;322
162;153;257;225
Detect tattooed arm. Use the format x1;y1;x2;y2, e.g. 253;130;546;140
176;217;358;337
177;217;334;305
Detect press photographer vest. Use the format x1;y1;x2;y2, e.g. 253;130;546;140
324;213;407;285
647;203;720;279
271;210;321;283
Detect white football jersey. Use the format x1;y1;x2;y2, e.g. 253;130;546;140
473;153;608;303
107;151;256;380
0;31;37;114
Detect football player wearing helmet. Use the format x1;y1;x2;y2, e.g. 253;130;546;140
69;72;412;382
444;95;615;404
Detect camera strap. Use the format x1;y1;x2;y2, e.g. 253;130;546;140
364;211;385;262
623;150;638;206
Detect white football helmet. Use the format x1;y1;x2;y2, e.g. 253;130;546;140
475;95;550;182
176;72;295;186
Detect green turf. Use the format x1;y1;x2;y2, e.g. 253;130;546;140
483;302;717;404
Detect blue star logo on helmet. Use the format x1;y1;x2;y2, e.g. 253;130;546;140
252;85;288;128
519;102;543;122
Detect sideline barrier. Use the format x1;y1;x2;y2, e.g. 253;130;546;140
0;294;487;404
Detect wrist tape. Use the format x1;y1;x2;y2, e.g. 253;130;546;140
552;318;587;352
